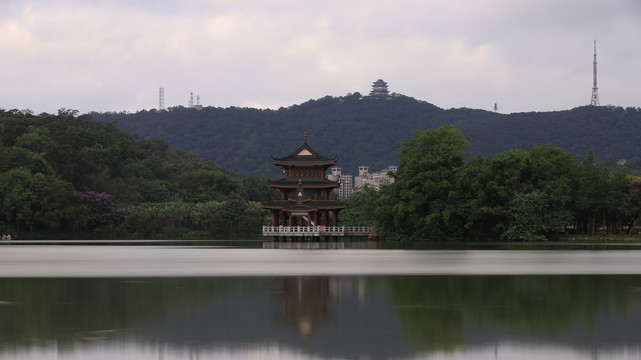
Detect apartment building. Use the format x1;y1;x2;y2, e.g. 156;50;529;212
328;165;396;199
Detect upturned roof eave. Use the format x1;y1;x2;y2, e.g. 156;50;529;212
271;157;337;165
269;184;339;189
270;139;337;164
260;204;347;211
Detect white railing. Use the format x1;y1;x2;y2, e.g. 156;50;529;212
263;242;345;249
344;226;375;235
262;226;375;237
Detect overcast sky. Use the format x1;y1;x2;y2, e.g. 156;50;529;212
1;0;640;115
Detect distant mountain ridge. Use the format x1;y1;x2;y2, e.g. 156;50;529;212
91;93;641;177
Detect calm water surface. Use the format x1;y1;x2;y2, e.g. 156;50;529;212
0;244;640;359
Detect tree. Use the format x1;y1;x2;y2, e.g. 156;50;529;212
385;125;468;240
15;126;55;154
0;168;47;232
480;150;530;238
449;154;496;241
574;150;602;234
79;191;117;228
605;168;629;233
623;179;641;234
510;145;574;239
502;191;554;241
339;185;380;226
36;180;88;231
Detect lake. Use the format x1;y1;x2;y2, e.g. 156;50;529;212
1;242;640;359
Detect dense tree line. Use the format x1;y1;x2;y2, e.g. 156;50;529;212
0;109;275;239
341;126;640;241
6;102;641;241
91;94;641;177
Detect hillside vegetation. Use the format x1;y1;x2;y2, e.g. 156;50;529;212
0;109;275;239
92;94;641;177
342;126;639;241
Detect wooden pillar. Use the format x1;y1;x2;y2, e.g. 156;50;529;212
333;211;338;226
272;210;278;227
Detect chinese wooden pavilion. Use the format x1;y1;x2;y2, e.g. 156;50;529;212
261;134;348;239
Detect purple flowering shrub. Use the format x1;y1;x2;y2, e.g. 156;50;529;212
623;180;641;214
79;191;116;227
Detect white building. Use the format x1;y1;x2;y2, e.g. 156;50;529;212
354;165;396;192
328;165;396;198
327;167;354;199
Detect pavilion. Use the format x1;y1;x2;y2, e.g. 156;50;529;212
261;133;346;229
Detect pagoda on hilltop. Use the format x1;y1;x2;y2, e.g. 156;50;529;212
261;133;348;239
369;79;390;98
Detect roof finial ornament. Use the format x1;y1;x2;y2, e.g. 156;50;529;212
303;132;308;144
296;179;306;199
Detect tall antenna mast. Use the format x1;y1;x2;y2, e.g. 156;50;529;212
159;87;165;110
590;40;600;106
189;92;194;107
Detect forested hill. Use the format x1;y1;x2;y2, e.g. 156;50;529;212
91;93;641;177
0;109;272;207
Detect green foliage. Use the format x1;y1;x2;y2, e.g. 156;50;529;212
353;125;638;241
91;95;444;177
6;101;641;241
119;200;265;238
0;109;274;238
503;191;555;241
622;178;641;233
339;186;379;226
0;167;47;232
91;98;641;178
36;180;88;231
385;126;469;240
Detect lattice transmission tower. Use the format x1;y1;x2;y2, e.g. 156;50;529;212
159;87;165;110
590;40;600;106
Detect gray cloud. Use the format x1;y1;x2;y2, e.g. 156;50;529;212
0;0;639;114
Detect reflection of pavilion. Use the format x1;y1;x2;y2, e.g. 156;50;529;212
276;277;333;341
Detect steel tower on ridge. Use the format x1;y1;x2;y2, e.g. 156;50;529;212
590;40;600;106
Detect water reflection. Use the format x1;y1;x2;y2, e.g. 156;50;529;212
0;275;640;359
277;276;331;341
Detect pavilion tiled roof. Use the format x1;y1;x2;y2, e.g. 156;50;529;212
271;133;337;164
